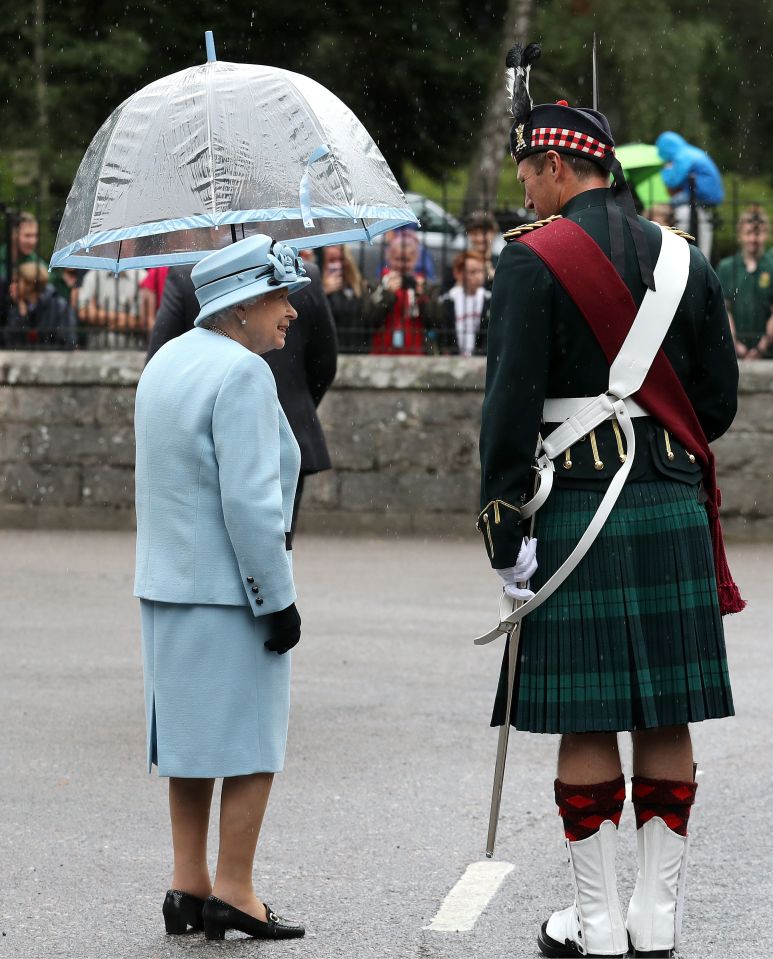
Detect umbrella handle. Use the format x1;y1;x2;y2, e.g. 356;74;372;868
299;146;331;228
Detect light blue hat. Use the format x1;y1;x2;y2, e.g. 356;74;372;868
192;234;311;327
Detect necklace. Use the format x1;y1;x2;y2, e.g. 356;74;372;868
209;325;232;340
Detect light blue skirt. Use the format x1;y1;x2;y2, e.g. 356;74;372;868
140;600;291;777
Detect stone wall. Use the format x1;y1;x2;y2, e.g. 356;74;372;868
303;356;485;535
0;351;770;539
0;352;142;528
712;361;773;540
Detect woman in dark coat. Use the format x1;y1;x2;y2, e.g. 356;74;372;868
319;244;369;353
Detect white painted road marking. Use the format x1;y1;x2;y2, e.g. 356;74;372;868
425;860;514;932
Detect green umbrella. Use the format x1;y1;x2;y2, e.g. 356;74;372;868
633;170;670;206
616;143;670;206
616;142;662;174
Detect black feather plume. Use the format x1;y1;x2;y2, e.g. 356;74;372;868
505;42;523;71
506;42;541;123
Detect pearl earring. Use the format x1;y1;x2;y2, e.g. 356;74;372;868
240;318;247;326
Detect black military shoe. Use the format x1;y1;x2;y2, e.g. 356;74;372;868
538;919;628;957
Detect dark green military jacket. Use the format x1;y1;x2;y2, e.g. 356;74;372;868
479;188;738;569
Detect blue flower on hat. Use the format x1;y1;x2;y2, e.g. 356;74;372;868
267;242;306;284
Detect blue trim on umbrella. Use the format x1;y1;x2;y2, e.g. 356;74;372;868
51;204;418;263
50;216;418;272
51;250;207;271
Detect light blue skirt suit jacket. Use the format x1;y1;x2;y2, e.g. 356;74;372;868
134;327;301;777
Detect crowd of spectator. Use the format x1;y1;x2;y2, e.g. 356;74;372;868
1;195;772;361
320;213;497;357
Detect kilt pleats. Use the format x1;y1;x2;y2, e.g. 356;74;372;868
491;480;734;734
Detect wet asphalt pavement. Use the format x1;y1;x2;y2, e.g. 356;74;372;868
0;530;769;959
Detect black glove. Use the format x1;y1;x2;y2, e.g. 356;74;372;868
264;603;301;654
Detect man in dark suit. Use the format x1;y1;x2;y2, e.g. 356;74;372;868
147;260;337;532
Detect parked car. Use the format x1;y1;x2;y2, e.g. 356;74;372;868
404;193;510;259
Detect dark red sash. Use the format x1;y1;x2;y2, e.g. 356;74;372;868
519;218;744;615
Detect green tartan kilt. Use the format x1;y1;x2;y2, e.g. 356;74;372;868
491;480;734;734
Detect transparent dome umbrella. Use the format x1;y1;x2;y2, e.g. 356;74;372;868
51;32;417;272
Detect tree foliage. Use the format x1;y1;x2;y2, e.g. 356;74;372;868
463;0;773;215
0;0;503;222
530;0;713;146
697;0;773;176
1;0;772;239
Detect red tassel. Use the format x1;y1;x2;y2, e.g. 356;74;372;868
708;506;746;615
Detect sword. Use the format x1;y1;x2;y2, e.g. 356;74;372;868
484;510;538;859
592;33;600;112
485;598;523;858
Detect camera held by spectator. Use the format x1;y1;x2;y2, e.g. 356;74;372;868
364;233;440;355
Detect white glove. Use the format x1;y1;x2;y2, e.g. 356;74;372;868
496;537;538;601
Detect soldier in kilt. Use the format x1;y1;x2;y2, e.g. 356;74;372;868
477;44;741;958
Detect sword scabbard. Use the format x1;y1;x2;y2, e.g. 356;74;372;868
485;612;522;858
481;481;538;856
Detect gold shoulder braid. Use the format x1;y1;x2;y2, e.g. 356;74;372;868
502;214;562;243
665;225;695;242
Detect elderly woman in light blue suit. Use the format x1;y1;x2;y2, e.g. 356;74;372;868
134;235;310;942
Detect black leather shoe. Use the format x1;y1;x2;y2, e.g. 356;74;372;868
162;889;206;934
538;920;628;957
628;930;674;956
202;896;305;941
537;920;583;957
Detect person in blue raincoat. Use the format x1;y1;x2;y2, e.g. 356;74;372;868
656;131;724;258
134;235;310;943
